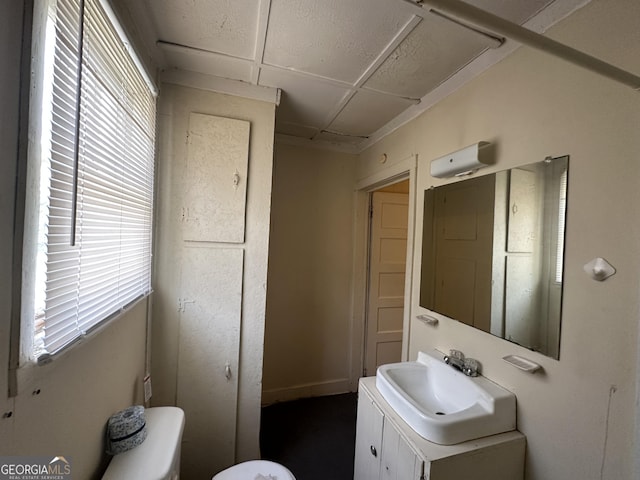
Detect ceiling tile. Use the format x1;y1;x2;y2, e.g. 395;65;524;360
162;48;254;83
315;131;369;147
262;0;415;83
471;0;556;23
148;0;260;59
327;91;415;138
259;68;351;128
275;121;319;139
364;14;495;99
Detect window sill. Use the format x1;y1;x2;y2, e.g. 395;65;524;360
11;294;150;397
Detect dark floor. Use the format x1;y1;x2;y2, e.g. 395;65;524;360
260;393;358;480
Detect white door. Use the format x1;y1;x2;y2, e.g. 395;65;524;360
366;191;409;376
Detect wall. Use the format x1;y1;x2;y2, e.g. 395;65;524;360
263;143;358;403
0;0;25;414
1;304;148;478
1;2;148;478
357;0;640;478
152;83;275;460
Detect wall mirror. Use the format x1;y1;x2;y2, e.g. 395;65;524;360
419;156;568;359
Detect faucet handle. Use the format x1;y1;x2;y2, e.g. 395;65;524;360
462;358;480;377
448;349;465;361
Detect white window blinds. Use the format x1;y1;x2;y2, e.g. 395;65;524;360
33;0;156;361
555;168;568;284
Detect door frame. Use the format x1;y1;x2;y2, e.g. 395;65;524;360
349;154;417;388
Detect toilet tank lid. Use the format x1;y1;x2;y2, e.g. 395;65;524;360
103;407;185;480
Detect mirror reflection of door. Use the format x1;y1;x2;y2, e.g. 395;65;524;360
365;182;409;376
432;175;495;331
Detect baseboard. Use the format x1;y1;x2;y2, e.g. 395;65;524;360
261;378;353;406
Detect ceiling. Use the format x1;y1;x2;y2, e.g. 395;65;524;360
134;0;586;152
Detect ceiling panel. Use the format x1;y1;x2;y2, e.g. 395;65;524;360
314;131;371;146
327;91;416;138
259;68;352;128
470;0;556;23
274;121;319;139
262;0;415;83
162;48;254;83
149;0;261;59
364;14;496;99
145;0;584;151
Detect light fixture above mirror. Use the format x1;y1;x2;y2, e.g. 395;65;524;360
430;142;492;178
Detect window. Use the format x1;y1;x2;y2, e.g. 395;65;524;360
554;167;568;284
24;0;157;363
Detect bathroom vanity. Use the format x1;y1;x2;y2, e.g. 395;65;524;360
354;377;525;480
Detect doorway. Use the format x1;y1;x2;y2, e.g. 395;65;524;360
364;180;410;376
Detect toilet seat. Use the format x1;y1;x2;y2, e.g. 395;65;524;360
212;460;295;480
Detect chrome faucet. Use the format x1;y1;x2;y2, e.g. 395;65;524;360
443;349;480;377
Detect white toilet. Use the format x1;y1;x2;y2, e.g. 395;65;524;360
102;406;296;480
212;460;296;480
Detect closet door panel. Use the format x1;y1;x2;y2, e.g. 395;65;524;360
183;113;250;243
176;245;243;478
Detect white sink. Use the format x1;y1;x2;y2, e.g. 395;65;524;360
376;350;516;445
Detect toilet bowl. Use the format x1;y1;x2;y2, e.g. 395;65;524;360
212;460;296;480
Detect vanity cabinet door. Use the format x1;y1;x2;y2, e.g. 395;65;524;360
397;431;424;479
380;420;424;480
354;389;384;480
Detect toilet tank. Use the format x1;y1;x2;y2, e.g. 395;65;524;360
103;407;185;480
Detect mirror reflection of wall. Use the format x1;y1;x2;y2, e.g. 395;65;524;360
420;156;568;359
